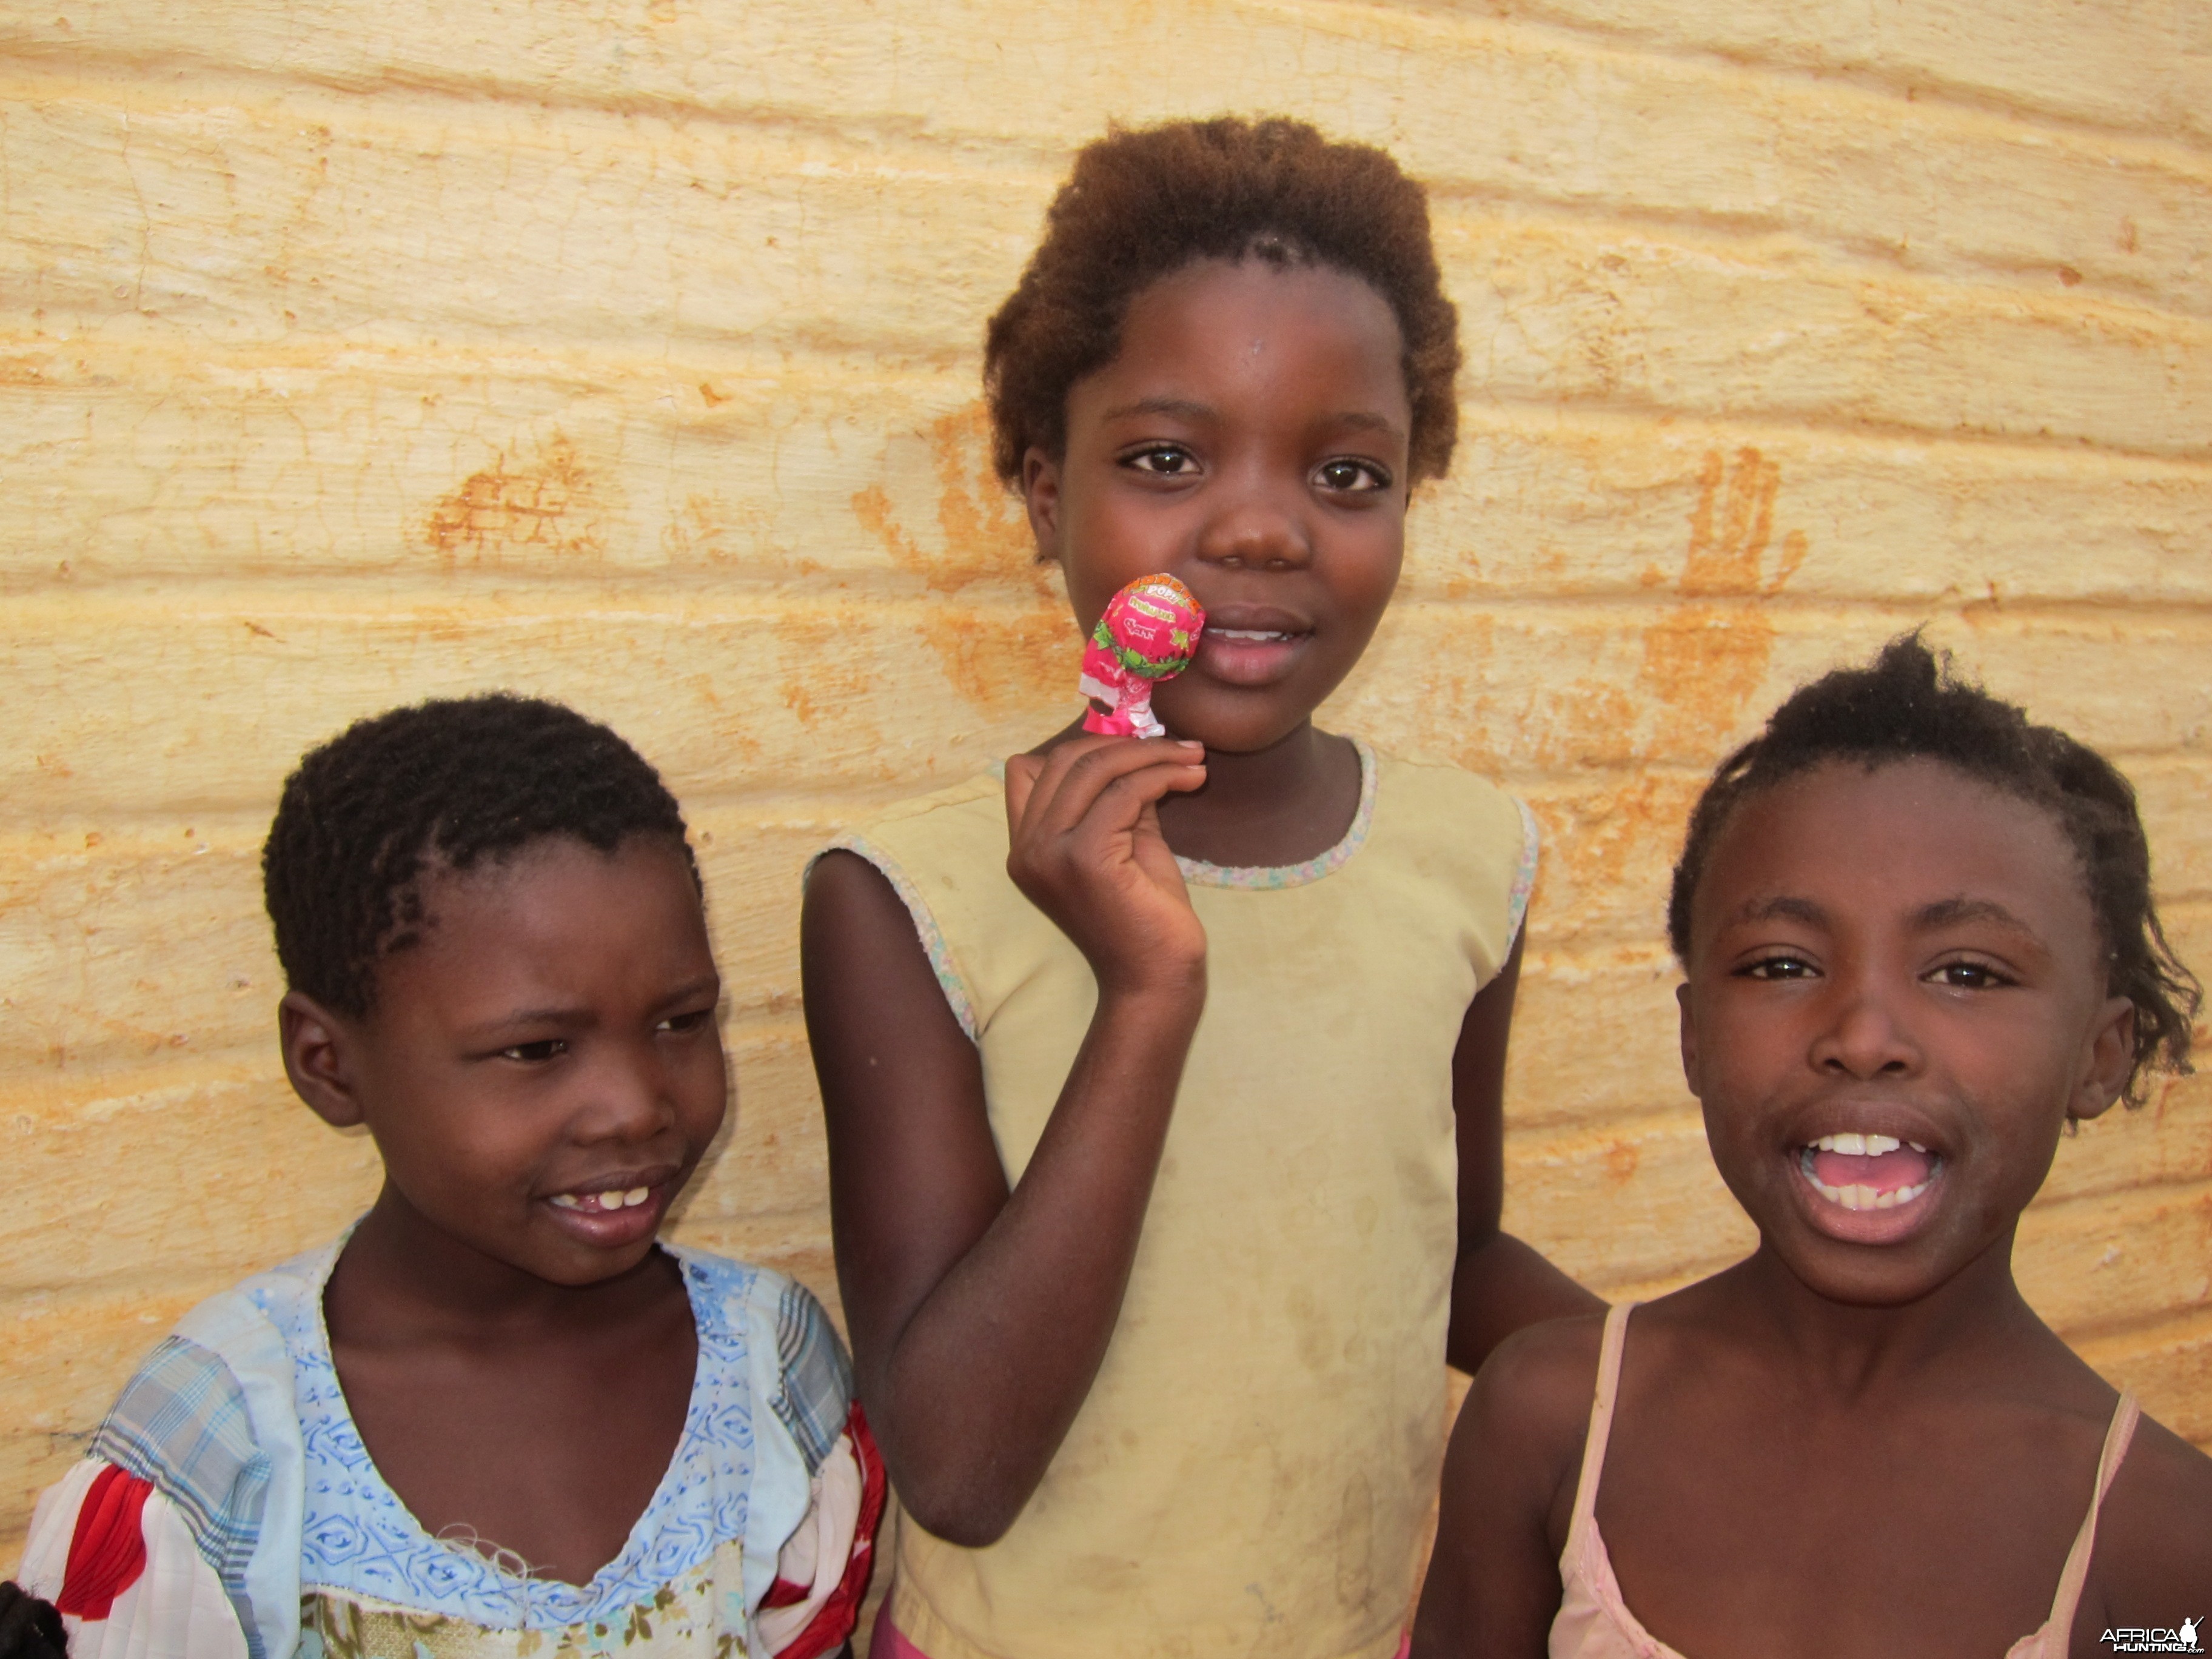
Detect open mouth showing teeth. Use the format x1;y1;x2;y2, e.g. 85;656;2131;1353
549;1187;652;1213
1205;628;1298;643
1798;1132;1940;1212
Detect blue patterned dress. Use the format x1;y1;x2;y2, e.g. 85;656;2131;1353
17;1241;878;1659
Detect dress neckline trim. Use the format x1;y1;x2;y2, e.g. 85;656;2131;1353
1174;737;1378;890
290;1234;749;1627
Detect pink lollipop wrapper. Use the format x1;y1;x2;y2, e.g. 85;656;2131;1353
1079;574;1205;739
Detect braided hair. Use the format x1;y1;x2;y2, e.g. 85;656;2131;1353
1668;634;2197;1104
263;694;696;1016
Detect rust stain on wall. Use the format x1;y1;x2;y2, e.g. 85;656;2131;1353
424;435;605;565
852;404;1071;717
1640;446;1808;756
1541;449;1811;930
775;609;878;734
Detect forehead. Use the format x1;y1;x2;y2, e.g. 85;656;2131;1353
1692;759;2093;945
1092;257;1410;412
379;834;705;985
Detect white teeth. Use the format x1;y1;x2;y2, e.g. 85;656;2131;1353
552;1186;653;1212
1828;1179;1931;1212
1908;1141;1929;1153
1208;628;1290;642
1809;1131;1905;1156
1798;1147;1934;1212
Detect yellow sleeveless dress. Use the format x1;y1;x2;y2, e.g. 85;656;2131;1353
833;741;1537;1659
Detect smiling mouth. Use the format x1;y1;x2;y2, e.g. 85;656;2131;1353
1797;1132;1942;1212
549;1186;654;1213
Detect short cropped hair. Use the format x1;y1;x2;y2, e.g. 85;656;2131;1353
984;116;1462;488
1667;634;2197;1103
263;694;696;1017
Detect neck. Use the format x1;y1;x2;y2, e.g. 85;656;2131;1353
1718;1226;2052;1402
328;1182;672;1344
1153;719;1358;866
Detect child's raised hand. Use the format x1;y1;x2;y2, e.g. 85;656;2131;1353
1004;735;1207;1000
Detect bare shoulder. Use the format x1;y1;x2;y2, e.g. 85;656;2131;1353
803;843;902;922
1451;1310;1610;1515
1413;1312;1609;1659
1469;1312;1607;1431
2083;1407;2212;1615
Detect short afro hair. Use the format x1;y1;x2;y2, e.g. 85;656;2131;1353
984;116;1461;489
263;694;697;1017
1668;634;2197;1103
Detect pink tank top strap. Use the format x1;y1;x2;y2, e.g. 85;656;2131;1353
2031;1392;2140;1651
1561;1301;1637;1569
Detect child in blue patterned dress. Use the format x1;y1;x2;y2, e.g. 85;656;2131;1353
7;696;882;1659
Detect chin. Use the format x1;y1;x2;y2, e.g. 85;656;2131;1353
1158;694;1312;753
1792;1265;1944;1309
1763;1230;1968;1309
509;1236;660;1289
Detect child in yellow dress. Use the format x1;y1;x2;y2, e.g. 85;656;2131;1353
803;118;1599;1659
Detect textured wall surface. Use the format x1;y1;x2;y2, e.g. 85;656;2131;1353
5;0;2211;1582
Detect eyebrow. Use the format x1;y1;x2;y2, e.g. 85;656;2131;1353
1723;893;2045;945
1728;895;1829;929
1099;396;1215;423
1910;896;2042;942
1328;410;1406;437
461;976;722;1037
1095;396;1406;441
461;1005;595;1039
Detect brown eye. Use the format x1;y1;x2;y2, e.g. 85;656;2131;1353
500;1038;568;1062
1125;446;1196;476
1315;458;1390;494
1929;960;2011;990
1740;955;1816;981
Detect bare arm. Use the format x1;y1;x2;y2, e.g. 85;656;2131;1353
1446;914;1605;1376
2078;1412;2212;1647
803;737;1207;1547
1410;1318;1600;1659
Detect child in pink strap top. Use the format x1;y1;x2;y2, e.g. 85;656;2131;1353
1412;635;2212;1658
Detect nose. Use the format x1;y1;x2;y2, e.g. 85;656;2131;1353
1194;468;1312;572
1808;977;1923;1081
572;1041;677;1145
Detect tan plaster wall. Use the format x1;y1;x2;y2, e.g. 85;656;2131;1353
6;0;2211;1580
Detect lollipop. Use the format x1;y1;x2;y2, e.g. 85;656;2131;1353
1078;574;1206;739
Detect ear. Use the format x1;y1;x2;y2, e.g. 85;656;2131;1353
279;990;370;1129
1021;444;1064;565
1676;979;1703;1099
2066;994;2136;1125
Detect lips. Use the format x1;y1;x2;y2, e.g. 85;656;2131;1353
1789;1126;1946;1245
1192;605;1311;688
540;1168;675;1248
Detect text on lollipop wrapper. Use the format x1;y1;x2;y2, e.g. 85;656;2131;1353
1079;575;1206;739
